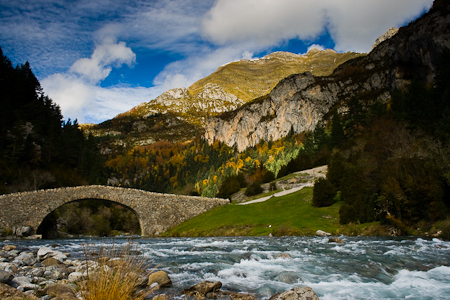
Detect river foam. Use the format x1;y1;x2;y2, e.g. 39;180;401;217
6;236;450;299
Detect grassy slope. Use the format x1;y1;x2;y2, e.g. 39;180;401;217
189;50;364;102
162;187;344;237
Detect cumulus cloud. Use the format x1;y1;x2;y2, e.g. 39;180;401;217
202;0;325;48
202;0;434;53
69;40;136;83
41;72;164;124
306;44;325;53
242;51;254;60
41;40;145;123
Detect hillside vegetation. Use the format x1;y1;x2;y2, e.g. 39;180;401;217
0;47;105;194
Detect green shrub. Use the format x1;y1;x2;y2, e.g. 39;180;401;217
245;182;263;196
439;219;450;240
217;175;241;199
312;178;336;207
236;172;248;188
339;204;357;225
262;170;275;183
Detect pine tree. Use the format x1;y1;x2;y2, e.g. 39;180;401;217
330;110;345;148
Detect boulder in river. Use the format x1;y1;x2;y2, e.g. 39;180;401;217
274;253;292;260
328;238;344;244
208;291;257;300
2;245;16;251
37;246;67;262
0;269;13;284
275;271;301;284
269;286;319;300
182;280;222;297
148;270;172;288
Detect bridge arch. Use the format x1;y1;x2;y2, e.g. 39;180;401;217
36;198;143;238
0;185;228;237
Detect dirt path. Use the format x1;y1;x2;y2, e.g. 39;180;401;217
237;165;327;205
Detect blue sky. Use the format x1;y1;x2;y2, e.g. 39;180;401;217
0;0;433;124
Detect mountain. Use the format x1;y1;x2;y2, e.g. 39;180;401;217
205;3;450;151
81;50;363;154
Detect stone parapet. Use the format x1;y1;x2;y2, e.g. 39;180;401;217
0;185;228;237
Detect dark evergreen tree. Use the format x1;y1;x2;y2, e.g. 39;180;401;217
312;178;337;207
330;110;345;148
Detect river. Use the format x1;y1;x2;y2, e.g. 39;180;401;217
7;236;450;299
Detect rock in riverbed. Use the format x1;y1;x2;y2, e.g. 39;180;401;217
328;238;344;244
0;269;13;284
269;286;320;300
148;270;172;288
316;230;331;236
0;282;38;299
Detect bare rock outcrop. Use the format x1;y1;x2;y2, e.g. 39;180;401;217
205;3;450;151
371;27;398;50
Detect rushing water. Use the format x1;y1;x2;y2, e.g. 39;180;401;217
5;236;450;299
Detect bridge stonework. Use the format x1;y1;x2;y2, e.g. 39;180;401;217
0;185;229;237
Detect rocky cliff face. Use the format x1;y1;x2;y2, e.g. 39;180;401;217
372;27;398;50
205;3;450;151
83;50;361;153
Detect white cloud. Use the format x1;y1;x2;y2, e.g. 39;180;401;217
41;73;164;124
202;0;325;48
69;41;135;83
88;85;165;123
41;40;144;123
242;51;254;60
41;73;95;122
202;0;434;53
306;44;325;53
325;0;434;52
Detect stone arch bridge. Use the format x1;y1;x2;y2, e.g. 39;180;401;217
0;185;228;237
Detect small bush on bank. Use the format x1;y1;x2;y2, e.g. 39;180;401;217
245;182;263;196
79;245;155;300
312;178;336;207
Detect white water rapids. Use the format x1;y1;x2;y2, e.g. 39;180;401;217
8;236;450;299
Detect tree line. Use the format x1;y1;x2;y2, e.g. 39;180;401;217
0;46;106;194
312;51;450;233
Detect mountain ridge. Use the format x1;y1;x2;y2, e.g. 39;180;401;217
82;49;363;154
205;3;450;151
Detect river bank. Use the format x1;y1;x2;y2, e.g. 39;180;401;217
0;239;322;300
1;236;450;299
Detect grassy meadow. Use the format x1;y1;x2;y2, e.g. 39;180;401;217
163;187;345;237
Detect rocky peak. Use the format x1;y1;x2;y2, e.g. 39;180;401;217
372;27;399;50
154;88;190;105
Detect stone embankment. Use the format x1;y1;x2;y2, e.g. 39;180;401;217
0;243;320;300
